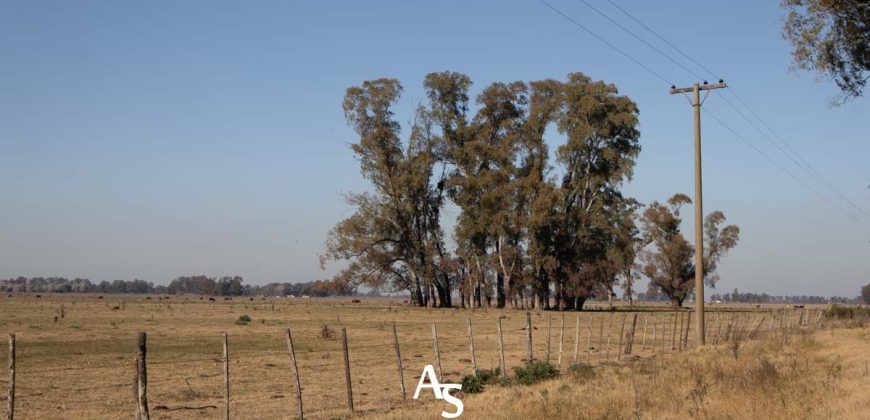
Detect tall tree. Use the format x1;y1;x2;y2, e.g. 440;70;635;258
782;0;870;101
551;73;641;310
640;194;741;307
861;283;870;304
326;79;449;306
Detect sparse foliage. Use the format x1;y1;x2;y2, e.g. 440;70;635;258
640;194;740;307
781;0;870;102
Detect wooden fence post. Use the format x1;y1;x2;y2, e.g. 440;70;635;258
525;312;533;363
752;315;766;338
572;315;580;365
670;312;678;351
724;320;733;342
682;311;691;350
132;356;139;420
624;314;638;355
136;332;150;420
223;332;230;420
391;322;406;400
597;315;605;362
341;328;354;413
7;334;15;420
641;316;648;351
651;315;657;355
496;317;506;378
661;315;668;353
284;329;303;420
557;314;564;368
466;318;477;374
605;313;614;362
431;323;443;382
677;312;685;351
616;314;626;360
547;315;553;363
585;315;593;366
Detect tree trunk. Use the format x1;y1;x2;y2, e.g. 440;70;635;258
496;272;505;308
412;274;424;307
575;296;587;311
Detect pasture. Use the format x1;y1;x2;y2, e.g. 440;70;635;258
0;295;860;419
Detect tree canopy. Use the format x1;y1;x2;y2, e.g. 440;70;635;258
327;72;740;310
782;0;870;101
639;194;740;307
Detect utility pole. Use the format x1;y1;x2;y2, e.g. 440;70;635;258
669;80;726;346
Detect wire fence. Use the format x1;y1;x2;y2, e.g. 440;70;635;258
1;306;852;419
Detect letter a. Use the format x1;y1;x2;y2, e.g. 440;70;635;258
413;364;443;400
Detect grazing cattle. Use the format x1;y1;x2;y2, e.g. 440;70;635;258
208;297;216;302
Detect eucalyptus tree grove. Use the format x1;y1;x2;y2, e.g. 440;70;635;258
326;72;739;309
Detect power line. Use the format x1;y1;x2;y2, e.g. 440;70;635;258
715;90;869;220
536;0;869;229
604;0;722;80
537;0;672;85
727;88;870;219
576;0;707;81
703;108;866;225
601;0;870;220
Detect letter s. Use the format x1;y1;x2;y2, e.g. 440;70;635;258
440;384;463;419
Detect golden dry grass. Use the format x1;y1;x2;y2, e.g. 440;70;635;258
0;294;857;419
385;324;870;420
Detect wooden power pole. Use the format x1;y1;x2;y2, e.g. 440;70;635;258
669;80;726;346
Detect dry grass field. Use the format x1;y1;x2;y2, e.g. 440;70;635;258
0;294;864;419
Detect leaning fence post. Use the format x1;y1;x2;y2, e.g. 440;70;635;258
136;332;150;420
605;313;614;361
496;317;506;378
616;314;626;360
391;322;406;400
525;312;533;363
682;311;692;349
677;312;685;351
431;323;443;382
7;334;15;420
223;332;230;420
624;314;638;355
466;318;477;374
341;328;354;413
284;329;303;420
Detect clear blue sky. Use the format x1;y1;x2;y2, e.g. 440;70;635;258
1;0;867;297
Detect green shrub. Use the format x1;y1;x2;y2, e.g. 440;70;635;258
460;368;500;393
238;314;252;322
513;361;557;385
461;374;484;393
